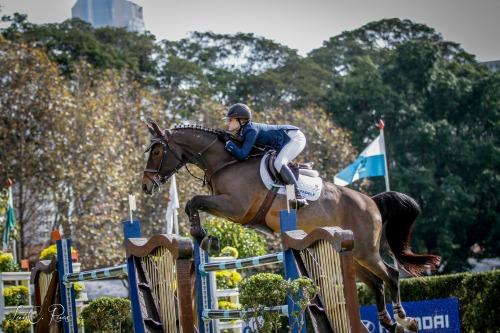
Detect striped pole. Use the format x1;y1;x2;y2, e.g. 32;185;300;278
202;305;289;320
198;252;283;273
64;264;127;283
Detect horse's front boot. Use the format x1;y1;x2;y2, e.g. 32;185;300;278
200;235;220;255
379;311;404;333
190;225;207;243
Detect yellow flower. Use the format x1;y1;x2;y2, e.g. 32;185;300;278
0;252;14;264
39;244;79;260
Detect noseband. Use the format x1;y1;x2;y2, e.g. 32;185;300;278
144;135;219;190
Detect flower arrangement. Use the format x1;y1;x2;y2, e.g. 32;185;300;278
1;312;31;333
3;285;29;306
0;251;19;272
215;270;242;290
39;244;79;261
218;300;240;310
215;246;242;290
73;282;85;299
220;246;239;258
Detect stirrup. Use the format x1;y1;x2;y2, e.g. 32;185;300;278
291;197;308;208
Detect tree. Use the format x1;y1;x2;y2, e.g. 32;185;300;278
309;18;499;271
1;15;159;81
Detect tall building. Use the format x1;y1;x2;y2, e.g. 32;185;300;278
72;0;145;33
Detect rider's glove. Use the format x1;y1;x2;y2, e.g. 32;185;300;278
217;132;232;142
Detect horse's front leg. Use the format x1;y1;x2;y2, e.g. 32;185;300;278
186;194;244;253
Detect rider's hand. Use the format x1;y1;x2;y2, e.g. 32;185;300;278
217;132;232;142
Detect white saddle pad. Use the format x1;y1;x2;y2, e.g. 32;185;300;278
259;153;323;201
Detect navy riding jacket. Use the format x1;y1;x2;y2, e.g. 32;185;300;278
225;121;299;160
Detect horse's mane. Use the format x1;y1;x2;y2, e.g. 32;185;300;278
173;124;223;135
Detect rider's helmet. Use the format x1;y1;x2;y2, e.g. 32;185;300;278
226;103;252;120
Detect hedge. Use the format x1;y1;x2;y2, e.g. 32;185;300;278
357;269;500;332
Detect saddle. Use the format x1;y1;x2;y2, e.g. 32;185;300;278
265;151;320;183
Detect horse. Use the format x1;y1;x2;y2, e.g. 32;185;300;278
142;121;440;333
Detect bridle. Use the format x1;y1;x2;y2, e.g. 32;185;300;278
143;134;219;190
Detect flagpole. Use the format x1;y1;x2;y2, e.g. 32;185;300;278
378;120;391;192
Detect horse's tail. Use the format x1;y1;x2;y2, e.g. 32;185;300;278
371;191;441;276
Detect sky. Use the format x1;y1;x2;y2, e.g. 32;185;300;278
1;0;499;61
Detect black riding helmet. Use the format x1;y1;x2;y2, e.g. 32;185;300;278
226;103;252;120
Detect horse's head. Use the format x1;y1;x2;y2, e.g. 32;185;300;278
142;121;185;194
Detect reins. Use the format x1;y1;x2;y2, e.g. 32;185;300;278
144;128;267;192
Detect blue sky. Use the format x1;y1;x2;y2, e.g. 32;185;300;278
1;0;499;61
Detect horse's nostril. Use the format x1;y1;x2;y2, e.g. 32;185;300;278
142;184;148;193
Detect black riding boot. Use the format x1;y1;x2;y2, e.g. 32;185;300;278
279;165;308;208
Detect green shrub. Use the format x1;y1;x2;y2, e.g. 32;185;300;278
1;313;31;333
3;285;29;306
357;270;500;332
81;297;131;333
239;273;318;333
0;251;19;272
240;273;287;333
204;217;267;258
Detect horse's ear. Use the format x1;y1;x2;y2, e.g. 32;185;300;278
146;123;156;136
164;129;172;140
150;121;165;137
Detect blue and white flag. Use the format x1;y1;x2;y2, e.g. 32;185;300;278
2;184;15;251
334;134;387;186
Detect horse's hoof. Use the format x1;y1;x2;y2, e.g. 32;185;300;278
200;236;220;255
394;324;405;333
190;225;207;242
383;323;404;333
396;315;418;332
407;318;418;332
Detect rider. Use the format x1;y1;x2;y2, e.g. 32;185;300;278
219;103;308;207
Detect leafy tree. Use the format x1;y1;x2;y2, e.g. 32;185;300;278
310;18;499;271
1;15;158;81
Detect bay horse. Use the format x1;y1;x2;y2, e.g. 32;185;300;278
142;121;440;333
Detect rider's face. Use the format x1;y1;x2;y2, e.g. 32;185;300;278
227;118;240;132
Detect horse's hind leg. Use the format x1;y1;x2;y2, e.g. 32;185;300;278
383;262;419;332
355;263;403;333
357;254;418;332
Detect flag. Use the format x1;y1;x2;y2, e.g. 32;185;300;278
334;134;387;186
165;175;179;235
2;182;15;251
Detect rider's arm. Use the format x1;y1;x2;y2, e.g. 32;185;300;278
225;128;258;160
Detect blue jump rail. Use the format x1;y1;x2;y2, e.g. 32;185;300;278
64;264;128;283
202;305;289;320
198;252;283;274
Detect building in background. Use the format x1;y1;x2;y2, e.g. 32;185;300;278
481;60;500;72
72;0;145;33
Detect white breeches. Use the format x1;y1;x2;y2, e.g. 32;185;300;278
274;130;306;172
